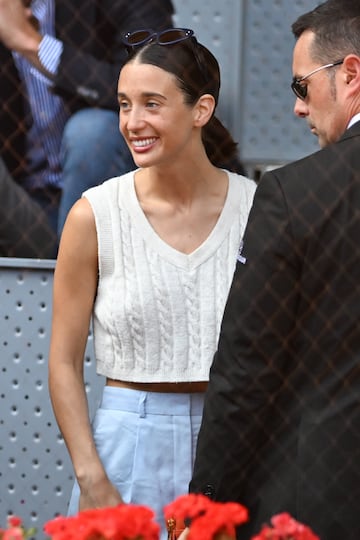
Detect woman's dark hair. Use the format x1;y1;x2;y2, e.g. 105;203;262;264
124;38;243;171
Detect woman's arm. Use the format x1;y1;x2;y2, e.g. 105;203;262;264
48;197;123;510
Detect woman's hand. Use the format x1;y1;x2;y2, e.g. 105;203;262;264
79;474;124;511
177;528;190;540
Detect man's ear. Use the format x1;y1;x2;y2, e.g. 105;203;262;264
342;54;360;95
193;94;216;127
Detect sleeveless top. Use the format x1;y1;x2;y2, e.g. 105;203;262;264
83;170;256;382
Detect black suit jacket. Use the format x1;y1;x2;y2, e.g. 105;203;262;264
190;121;360;540
0;0;174;179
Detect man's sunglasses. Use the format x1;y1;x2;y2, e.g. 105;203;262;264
123;28;195;51
291;59;344;100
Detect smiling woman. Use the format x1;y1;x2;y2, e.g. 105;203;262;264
117;28;242;172
48;27;256;540
118;61;212;174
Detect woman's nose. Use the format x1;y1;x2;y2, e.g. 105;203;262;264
125;107;146;131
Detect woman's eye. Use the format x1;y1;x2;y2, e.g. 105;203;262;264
119;101;130;110
147;101;159;108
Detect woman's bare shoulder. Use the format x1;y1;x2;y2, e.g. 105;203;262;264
57;197;97;263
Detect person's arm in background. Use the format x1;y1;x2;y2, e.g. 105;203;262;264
0;0;175;109
189;171;299;502
48;197;123;510
0;0;43;70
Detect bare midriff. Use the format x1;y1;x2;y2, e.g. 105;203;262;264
106;378;208;393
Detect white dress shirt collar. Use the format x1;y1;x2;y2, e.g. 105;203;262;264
347;112;360;129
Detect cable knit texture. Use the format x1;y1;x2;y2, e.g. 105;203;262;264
83;170;256;382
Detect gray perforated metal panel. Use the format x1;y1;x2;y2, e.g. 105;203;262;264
172;0;245;136
237;0;320;167
0;258;102;537
173;0;320;170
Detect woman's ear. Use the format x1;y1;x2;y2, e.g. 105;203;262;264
193;94;216;127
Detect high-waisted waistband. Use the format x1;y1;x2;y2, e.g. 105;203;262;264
100;386;205;416
106;379;208;394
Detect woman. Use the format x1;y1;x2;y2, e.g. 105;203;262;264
48;28;256;538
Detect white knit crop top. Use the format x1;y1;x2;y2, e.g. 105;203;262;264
83;170;256;383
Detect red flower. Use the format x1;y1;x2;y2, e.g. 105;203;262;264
164;494;248;540
1;500;321;540
7;519;22;529
2;529;25;540
0;516;35;540
44;504;160;540
251;512;320;540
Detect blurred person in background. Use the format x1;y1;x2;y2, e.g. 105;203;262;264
0;0;174;258
48;27;256;538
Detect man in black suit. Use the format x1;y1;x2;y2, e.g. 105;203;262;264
0;0;173;257
189;1;360;539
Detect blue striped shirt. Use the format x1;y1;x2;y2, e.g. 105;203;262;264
12;0;69;190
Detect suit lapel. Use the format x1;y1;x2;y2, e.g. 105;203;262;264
340;119;360;142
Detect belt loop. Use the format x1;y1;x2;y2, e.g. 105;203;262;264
139;392;146;418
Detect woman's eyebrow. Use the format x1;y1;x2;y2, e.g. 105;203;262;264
117;91;167;100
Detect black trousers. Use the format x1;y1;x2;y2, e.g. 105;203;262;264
0;157;59;258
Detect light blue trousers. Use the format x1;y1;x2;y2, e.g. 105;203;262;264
67;387;205;540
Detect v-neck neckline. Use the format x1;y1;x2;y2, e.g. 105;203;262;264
120;170;238;270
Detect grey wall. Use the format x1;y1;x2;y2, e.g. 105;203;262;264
173;0;320;171
0;259;103;537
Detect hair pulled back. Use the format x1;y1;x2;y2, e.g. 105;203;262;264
125;38;239;168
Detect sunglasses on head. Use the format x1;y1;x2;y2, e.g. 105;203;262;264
291;59;344;100
123;28;195;50
123;27;210;86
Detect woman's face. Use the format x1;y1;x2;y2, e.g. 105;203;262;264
117;61;198;168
